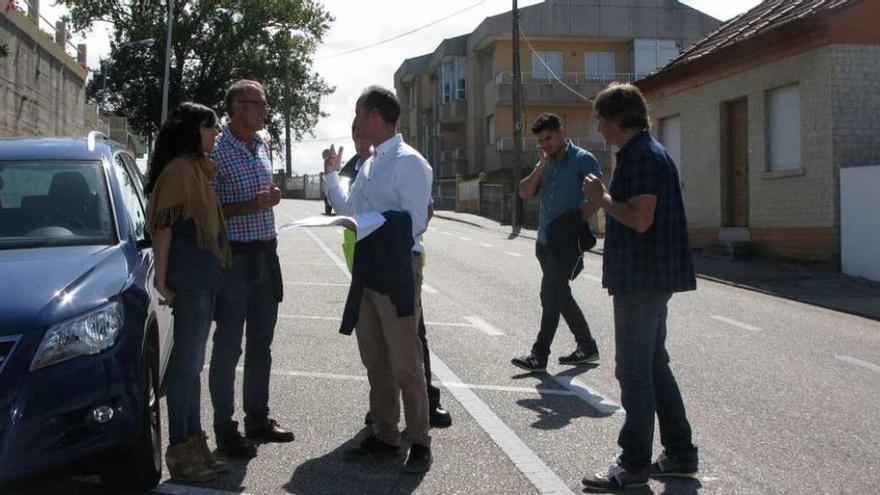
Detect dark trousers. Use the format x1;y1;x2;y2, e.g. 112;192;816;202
531;242;596;360
418;307;441;408
209;247;279;435
166;290;215;445
613;290;697;470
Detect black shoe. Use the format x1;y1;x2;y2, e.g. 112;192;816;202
245;418;295;443
558;347;599;365
216;424;257;458
429;405;452;428
343;435;401;460
403;444;432;473
650;451;699;478
511;353;546;372
364;411;372;425
582;462;648;491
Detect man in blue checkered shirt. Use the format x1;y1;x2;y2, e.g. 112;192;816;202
581;83;698;491
208;80;294;457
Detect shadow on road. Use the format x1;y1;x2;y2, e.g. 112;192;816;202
285;428;425;495
511;365;609;429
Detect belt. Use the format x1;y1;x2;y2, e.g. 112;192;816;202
230;238;277;254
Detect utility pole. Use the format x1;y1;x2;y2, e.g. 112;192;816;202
511;0;524;232
160;0;174;124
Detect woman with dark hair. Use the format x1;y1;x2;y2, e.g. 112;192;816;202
145;102;229;482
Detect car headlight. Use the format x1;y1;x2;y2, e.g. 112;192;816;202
30;301;124;371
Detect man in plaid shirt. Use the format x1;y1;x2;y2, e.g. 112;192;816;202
209;80;294;457
581;83;698;491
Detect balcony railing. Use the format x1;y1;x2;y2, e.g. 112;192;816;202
495;137;606;152
494;72;638;86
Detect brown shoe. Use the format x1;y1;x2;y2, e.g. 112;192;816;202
192;431;228;473
245;418;295;443
166;438;217;483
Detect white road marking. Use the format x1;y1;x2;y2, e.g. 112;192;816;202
422;283;438;294
440;231;453;236
253;368;577;397
459;236;472;241
305;226;574;495
430;354;575;495
584;275;602;282
479;242;494;248
464;316;505;336
547;370;622;416
711;315;764;332
505;251;524;258
836;355;880;373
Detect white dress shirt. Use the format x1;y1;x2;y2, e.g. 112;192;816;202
327;134;433;252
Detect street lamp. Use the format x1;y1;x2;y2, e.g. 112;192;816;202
160;0;174;124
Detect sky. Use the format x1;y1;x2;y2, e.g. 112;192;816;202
39;0;762;173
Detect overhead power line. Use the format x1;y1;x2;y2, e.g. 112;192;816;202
317;0;486;60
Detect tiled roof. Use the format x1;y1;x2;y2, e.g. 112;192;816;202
663;0;859;71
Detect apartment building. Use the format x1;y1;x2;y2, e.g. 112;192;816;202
395;0;719;216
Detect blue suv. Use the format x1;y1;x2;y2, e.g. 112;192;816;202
0;133;173;490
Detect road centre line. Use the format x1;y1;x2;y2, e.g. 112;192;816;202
836;355;880;373
459;236;472;241
710;315;764;332
584;275;602;282
439;231;453;236
464;316;505;336
505;251;524;257
479;242;494;248
546;371;622;416
422;283;439;294
302;222;573;495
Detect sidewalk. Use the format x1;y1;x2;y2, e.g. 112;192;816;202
434;210;880;321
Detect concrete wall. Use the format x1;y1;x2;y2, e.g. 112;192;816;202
646;45;838;260
1;10;87;137
840;165;880;281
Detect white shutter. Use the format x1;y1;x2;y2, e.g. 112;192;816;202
768;84;801;171
658;40;679;69
634;39;659;78
660;115;682;171
532;51;547;79
547;51;563;77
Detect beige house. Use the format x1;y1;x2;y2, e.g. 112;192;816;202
638;0;880;262
395;0;719;220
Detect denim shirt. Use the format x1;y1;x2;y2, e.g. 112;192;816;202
537;142;602;244
602;131;696;296
166;218;224;293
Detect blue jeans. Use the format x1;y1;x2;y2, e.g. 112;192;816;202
532;242;596;360
166;290;216;446
613;290;697;470
209;249;279;435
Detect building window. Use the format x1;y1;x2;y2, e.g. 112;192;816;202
767;84;801;171
633;39;679;78
455;56;466;100
486;115;495;146
532;51;563;80
585;52;615;81
409;83;415;109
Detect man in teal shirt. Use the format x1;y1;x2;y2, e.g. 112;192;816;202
512;113;602;371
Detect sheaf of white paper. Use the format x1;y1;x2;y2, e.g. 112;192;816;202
278;213;386;241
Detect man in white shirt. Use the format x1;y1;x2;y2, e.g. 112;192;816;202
324;86;434;473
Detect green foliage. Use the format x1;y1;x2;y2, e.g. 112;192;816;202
59;0;334;142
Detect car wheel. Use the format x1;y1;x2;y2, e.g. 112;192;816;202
100;352;162;490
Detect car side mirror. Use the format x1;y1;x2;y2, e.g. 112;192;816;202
136;234;152;250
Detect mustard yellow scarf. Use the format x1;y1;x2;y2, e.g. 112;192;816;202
146;154;230;266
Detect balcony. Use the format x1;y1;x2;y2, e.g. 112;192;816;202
438;99;467;124
494;72;637;104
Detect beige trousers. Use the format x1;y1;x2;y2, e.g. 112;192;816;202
355;254;430;447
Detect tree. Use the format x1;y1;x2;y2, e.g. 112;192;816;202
59;0;334;145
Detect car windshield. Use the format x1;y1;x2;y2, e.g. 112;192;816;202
0;160;115;249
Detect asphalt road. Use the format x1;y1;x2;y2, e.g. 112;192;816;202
14;198;880;494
